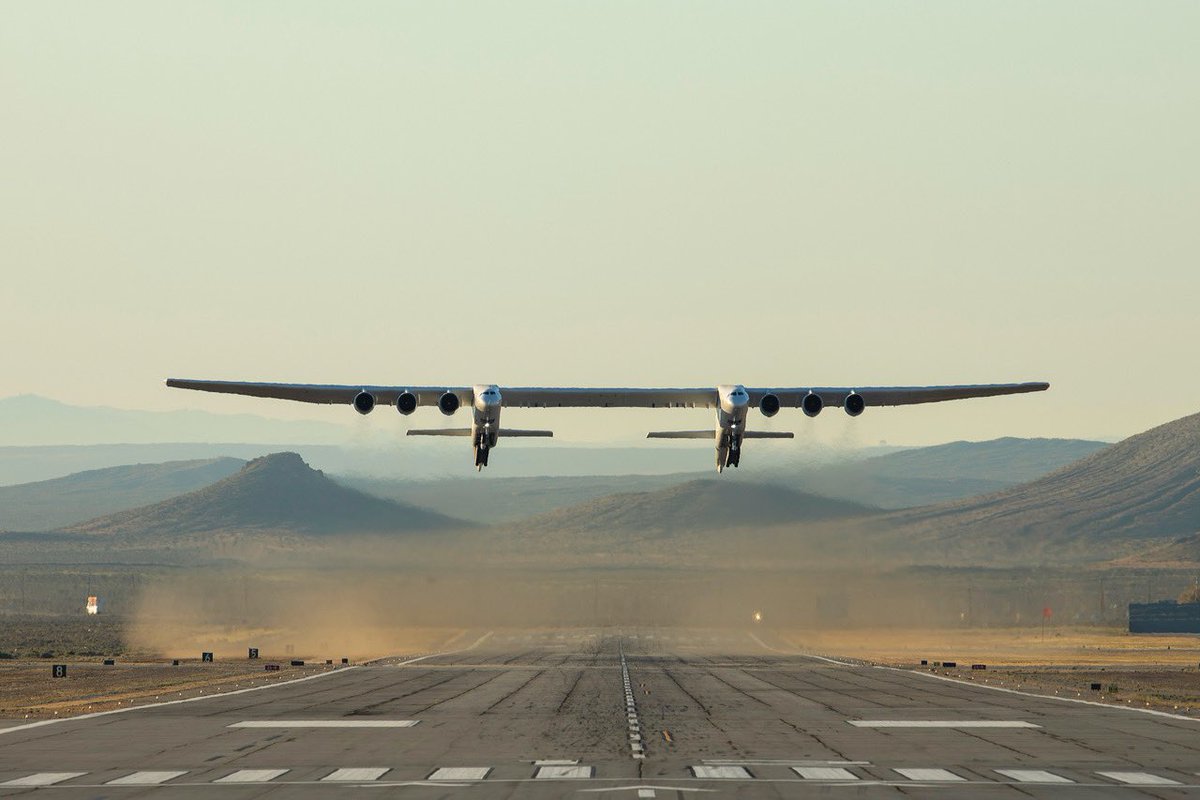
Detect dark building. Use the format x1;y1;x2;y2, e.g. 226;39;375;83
1128;601;1200;634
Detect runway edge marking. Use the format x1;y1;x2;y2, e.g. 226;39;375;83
0;632;495;738
892;665;1200;724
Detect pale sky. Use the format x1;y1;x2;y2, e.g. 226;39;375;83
2;2;1196;446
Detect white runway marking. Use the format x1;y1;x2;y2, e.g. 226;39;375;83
996;769;1073;783
215;769;289;783
894;768;965;782
535;765;593;779
229;720;418;728
106;771;188;785
533;759;579;766
2;773;85;787
1098;771;1181;786
691;766;753;779
322;768;390;781
793;767;859;780
850;719;1039;728
428;767;491;781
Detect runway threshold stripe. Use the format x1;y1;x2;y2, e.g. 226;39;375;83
794;767;858;780
106;771;188;785
214;769;289;783
996;769;1073;784
322;768;389;781
229;720;418;728
1;773;86;787
1097;771;1181;786
894;768;965;782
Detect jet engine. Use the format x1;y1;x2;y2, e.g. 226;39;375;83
438;391;461;416
844;392;865;417
353;391;376;415
396;391;417;415
802;392;823;417
759;393;780;417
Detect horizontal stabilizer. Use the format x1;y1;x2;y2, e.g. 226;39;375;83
647;430;715;439
742;431;795;439
407;428;472;437
501;429;554;438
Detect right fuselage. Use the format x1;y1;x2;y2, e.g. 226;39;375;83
715;384;750;471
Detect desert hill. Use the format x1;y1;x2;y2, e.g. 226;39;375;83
65;452;466;537
0;458;245;531
512;479;875;538
884;412;1200;563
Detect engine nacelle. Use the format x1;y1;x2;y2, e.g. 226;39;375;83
844;392;865;417
353;391;376;415
802;392;823;418
396;391;417;415
759;393;780;418
438;391;461;416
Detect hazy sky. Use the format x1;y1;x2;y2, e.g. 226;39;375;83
2;2;1197;446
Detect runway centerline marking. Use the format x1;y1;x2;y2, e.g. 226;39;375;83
1098;771;1182;786
996;769;1073;783
228;720;418;728
794;767;858;780
214;769;289;783
535;765;593;779
322;768;390;781
691;766;753;779
106;771;188;785
850;719;1039;728
894;768;965;782
2;773;86;787
428;767;490;781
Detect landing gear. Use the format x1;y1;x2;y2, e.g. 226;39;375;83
473;426;495;471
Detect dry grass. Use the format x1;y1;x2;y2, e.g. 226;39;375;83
778;626;1200;667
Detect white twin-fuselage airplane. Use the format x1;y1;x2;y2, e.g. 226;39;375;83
166;378;1050;472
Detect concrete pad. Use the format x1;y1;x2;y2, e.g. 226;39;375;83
793;767;858;780
1098;771;1181;785
894;768;965;782
215;769;289;783
428;767;491;781
692;766;752;779
535;765;593;779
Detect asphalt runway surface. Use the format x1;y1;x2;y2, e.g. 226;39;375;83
2;629;1199;798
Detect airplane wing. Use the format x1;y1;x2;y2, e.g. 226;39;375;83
745;382;1050;409
164;379;467;407
500;388;717;408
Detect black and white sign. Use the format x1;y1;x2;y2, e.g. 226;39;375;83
52;664;67;678
248;648;259;659
202;651;214;663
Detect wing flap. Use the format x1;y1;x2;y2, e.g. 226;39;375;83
647;430;716;439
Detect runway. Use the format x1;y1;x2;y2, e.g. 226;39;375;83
2;629;1199;797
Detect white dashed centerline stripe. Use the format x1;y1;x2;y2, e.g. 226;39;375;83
1;773;86;787
106;771;188;785
322;768;390;782
996;769;1073;784
1098;771;1182;786
894;768;965;782
794;767;859;780
214;769;290;783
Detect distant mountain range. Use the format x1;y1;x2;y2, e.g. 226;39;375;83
0;457;245;531
512;479;874;538
64;452;467;538
881;412;1200;564
345;436;1108;522
0;394;350;446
